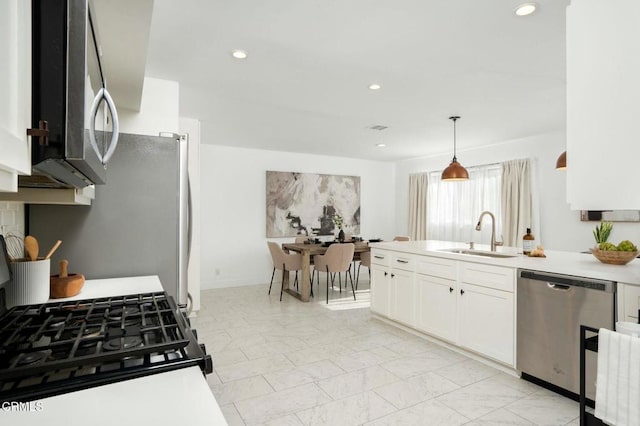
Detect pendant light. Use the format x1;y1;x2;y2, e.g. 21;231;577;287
555;151;567;170
441;116;469;181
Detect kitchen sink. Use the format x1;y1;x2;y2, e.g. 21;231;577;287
438;248;518;258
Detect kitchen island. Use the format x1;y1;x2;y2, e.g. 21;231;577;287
0;276;226;426
368;240;640;370
371;240;640;285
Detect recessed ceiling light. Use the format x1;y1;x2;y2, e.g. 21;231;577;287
515;3;537;16
376;143;386;148
368;83;381;90
231;50;248;59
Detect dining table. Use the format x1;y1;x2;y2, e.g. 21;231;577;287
281;241;371;302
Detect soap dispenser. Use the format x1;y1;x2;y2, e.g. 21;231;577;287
523;228;535;255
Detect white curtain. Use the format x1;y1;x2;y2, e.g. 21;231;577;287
408;173;428;240
427;164;502;244
501;159;533;247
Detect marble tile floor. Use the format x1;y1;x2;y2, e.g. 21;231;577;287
193;279;580;426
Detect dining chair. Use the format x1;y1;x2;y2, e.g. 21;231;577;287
313;243;356;304
393;235;411;241
267;242;302;301
356;250;371;290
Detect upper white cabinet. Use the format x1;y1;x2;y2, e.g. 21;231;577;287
0;1;31;192
566;0;640;209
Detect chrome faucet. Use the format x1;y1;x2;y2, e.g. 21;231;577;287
475;211;502;251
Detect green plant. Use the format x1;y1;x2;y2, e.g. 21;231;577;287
593;221;613;244
332;214;343;230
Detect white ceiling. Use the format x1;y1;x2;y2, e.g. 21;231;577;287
142;0;569;161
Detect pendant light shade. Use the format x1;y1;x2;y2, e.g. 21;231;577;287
442;116;469;181
555;151;567;170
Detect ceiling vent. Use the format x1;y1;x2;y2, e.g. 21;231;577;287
368;125;388;131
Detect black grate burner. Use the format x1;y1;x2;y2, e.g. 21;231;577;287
0;292;212;402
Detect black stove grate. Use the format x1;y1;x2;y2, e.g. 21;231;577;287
0;292;212;402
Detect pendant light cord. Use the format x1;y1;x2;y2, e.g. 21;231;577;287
449;116;460;161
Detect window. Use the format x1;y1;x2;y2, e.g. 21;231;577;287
427;163;502;244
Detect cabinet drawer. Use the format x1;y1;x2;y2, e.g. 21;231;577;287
460;262;514;292
391;254;415;272
416;256;456;280
371;249;391;267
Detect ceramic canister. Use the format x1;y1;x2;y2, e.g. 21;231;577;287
7;258;51;307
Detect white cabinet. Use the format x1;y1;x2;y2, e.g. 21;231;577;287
458;263;515;365
370;250;416;326
618;283;640;324
0;1;31;192
370;250;391;317
566;0;640;209
370;265;391;317
416;256;457;342
417;274;457;342
458;283;514;365
370;248;516;366
391;258;416;327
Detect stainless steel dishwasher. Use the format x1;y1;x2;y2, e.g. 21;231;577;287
517;269;615;399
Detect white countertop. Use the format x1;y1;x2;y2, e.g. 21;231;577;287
371;240;640;285
47;275;166;302
0;366;225;426
1;275;227;425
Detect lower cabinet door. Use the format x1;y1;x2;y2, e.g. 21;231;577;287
458;283;514;366
392;268;416;327
619;283;640;323
370;265;391;317
416;274;457;343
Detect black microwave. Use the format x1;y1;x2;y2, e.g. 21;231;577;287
25;0;119;189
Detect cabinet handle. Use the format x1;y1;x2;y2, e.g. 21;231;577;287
391;273;395;278
460;289;465;295
384;272;388;276
396;259;409;264
374;255;385;259
449;287;454;293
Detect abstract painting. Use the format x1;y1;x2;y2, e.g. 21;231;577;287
266;171;361;237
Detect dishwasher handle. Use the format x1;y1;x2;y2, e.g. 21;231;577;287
519;269;615;293
547;283;571;291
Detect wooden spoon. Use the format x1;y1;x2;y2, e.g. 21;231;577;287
24;235;39;261
44;240;62;260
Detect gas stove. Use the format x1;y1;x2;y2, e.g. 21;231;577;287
0;291;212;402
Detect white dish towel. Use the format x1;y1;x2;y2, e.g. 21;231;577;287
594;328;640;426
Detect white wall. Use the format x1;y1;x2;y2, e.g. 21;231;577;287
395;130;640;252
118;77;179;135
200;145;396;289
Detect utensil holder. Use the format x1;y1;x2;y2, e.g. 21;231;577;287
7;258;50;307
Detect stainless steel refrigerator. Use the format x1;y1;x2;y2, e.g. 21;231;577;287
28;133;190;305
